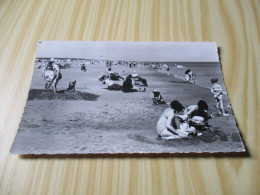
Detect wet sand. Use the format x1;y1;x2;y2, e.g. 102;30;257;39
11;63;245;154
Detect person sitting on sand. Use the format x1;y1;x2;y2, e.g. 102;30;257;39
104;78;122;91
81;63;86;72
156;100;195;140
122;75;146;93
66;80;76;91
182;100;214;131
210;78;229;116
107;67;124;81
45;58;62;93
183;100;210;117
132;72;148;86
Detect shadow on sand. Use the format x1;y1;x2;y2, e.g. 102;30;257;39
28;89;99;101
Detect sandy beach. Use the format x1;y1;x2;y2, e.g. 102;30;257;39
11;62;245;154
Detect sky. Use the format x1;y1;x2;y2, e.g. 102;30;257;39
36;41;219;62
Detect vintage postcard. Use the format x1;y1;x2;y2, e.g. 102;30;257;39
11;41;245;154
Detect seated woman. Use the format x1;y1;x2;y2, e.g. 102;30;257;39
104;78;122;91
122;75;145;93
156;100;193;140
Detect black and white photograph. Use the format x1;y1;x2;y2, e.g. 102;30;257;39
10;41;245;154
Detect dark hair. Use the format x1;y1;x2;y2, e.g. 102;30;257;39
47;61;54;67
197;100;208;110
125;75;132;81
211;78;218;83
185;69;191;74
170;100;184;112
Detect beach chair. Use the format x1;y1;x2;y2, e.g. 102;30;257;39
152;90;166;105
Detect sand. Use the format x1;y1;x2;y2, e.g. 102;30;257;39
11;63;245;154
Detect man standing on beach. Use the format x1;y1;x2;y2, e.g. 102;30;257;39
164;64;170;75
47;58;62;93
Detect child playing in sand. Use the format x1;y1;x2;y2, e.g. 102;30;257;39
210;78;229;116
184;100;214;132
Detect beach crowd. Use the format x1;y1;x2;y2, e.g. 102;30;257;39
41;58;230;141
